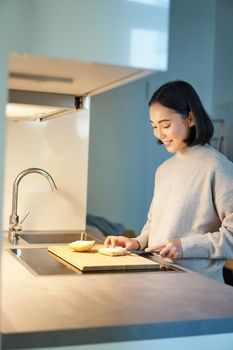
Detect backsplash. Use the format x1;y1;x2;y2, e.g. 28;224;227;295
2;107;90;231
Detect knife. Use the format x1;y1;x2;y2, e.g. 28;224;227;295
129;249;173;265
129;249;161;256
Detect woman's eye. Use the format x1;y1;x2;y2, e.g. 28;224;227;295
162;124;170;129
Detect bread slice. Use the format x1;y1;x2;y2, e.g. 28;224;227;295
98;247;128;256
68;240;96;252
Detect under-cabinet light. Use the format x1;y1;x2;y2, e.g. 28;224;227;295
6;91;84;121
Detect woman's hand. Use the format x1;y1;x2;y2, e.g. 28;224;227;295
104;235;140;251
145;238;183;259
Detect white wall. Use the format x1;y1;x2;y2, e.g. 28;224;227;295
3;109;90;231
87;0;217;234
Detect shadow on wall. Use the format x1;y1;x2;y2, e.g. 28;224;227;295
87;213;136;238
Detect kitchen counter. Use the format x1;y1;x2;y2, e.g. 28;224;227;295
1;231;233;349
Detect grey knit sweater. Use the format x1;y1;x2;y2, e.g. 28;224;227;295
137;144;233;281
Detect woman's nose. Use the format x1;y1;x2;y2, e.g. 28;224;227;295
155;127;165;140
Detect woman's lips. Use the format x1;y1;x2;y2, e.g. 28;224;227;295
163;140;172;147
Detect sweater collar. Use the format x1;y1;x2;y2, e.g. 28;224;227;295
175;144;209;159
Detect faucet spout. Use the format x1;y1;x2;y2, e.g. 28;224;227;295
9;168;57;242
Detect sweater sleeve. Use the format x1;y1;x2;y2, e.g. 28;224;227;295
181;191;233;259
136;168;160;250
136;197;154;250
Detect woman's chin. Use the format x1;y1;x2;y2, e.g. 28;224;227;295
164;143;176;153
166;148;176;153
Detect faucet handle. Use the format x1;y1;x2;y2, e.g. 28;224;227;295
13;224;22;232
13;211;30;232
9;210;30;236
20;210;30;225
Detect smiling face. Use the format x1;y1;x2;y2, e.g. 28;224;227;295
149;103;195;153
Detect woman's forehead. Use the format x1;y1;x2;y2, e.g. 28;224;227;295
149;104;179;122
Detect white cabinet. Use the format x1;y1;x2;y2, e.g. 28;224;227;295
3;0;170;104
3;0;170;70
8;53;153;98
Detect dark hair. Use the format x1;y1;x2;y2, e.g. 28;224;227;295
149;80;214;146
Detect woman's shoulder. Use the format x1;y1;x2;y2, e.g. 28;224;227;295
204;145;233;171
154;155;176;180
203;146;233;199
156;155;174;171
155;144;233;175
201;146;233;197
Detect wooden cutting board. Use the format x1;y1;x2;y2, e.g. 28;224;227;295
48;245;160;272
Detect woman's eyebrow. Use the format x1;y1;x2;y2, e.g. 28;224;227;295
158;119;171;123
150;119;171;124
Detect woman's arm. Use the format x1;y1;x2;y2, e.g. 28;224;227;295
181;191;233;259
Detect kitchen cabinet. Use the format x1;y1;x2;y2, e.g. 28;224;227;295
1;0;170;122
8;54;154;98
7;54;154;121
3;0;170;70
4;0;170;118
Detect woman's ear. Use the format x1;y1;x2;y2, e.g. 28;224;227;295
188;112;195;127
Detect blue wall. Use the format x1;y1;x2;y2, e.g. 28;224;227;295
88;78;163;233
212;0;233;159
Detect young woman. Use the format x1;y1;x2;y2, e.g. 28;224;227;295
104;80;233;282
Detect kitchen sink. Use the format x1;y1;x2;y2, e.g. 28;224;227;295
9;248;78;275
18;231;102;244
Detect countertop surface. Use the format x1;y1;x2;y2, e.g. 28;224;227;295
1;231;233;349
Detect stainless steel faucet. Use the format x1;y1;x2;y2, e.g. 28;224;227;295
9;168;57;242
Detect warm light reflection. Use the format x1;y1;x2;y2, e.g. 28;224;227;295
75;111;89;139
6;103;61;120
128;0;169;7
130;29;168;69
